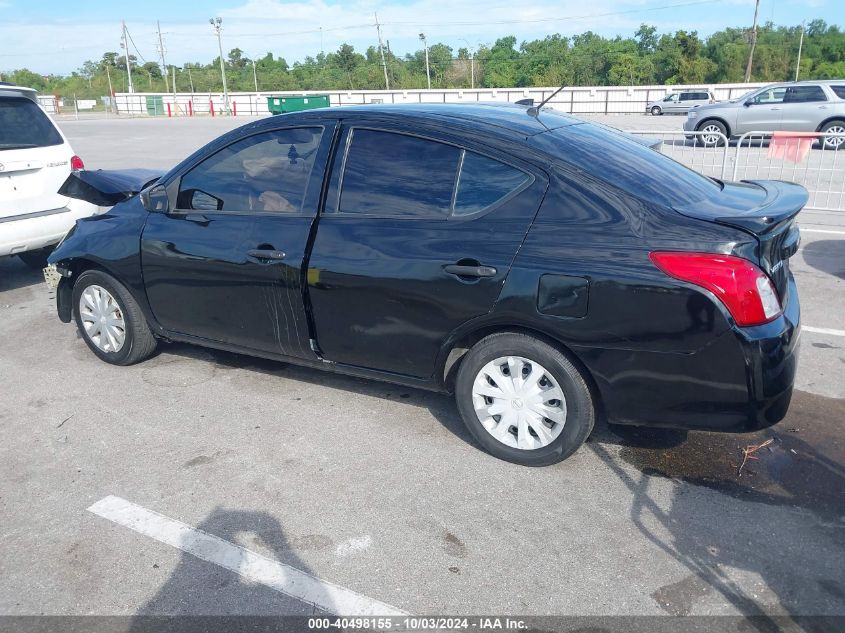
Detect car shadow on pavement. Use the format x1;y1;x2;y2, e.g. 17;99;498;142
588;390;845;628
128;507;336;627
168;342;480;448
0;257;44;292
801;239;845;280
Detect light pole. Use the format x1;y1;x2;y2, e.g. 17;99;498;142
459;39;475;89
209;17;230;115
419;33;431;90
252;59;259;92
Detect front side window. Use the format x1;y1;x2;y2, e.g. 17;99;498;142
784;85;827;103
176;127;322;213
453;152;530;216
751;88;786;104
0;97;63;150
664;94;679;102
338;129;461;218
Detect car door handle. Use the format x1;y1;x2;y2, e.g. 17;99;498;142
444;264;497;278
184;213;209;224
247;248;286;260
770;107;782;111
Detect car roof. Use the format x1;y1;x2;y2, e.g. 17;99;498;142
0;84;38;102
261;102;584;139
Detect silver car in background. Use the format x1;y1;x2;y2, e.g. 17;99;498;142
647;90;714;115
683;80;845;148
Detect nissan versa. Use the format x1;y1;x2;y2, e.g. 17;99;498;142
46;104;804;466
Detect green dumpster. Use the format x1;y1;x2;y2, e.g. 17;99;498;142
146;95;164;116
267;94;330;115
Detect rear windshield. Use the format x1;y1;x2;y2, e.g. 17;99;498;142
0;97;63;150
541;123;721;208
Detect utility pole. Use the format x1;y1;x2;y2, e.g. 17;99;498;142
252;59;259;92
172;66;178;114
187;67;195;93
156;21;169;92
374;13;390;90
210;17;230;115
744;0;760;82
121;21;134;94
795;21;805;81
419;33;431;89
105;64;115;114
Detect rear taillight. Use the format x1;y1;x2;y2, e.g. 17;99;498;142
650;251;782;327
70;155;84;170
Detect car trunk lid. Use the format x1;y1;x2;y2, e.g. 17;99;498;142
673;179;807;298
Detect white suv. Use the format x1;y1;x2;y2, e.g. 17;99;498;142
1;84;100;268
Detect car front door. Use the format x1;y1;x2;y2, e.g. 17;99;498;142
306;124;548;378
735;86;787;134
780;84;828;131
664;94;680;112
141;124;334;357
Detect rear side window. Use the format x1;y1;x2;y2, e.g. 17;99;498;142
831;86;845;99
453;152;530;216
339;129;460;218
784;85;827;103
0;97;63;150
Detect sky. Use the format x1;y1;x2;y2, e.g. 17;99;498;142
0;0;842;74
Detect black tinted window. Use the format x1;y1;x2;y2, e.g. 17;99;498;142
784;85;826;103
454;152;530;216
0;97;63;150
831;86;845;99
177;127;322;213
545;123;721;208
339;129;460;218
694;92;709;100
679;93;692;100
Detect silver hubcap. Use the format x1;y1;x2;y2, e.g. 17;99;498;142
79;285;126;353
825;126;845;147
471;356;567;450
701;125;721;145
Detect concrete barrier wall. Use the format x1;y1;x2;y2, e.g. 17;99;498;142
114;83;769;117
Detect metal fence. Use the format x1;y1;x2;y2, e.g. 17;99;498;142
630;130;845;212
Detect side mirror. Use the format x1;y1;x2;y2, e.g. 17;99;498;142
743;99;754;107
141;183;169;213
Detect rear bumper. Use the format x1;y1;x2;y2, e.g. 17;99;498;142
0;198;102;258
580;274;800;433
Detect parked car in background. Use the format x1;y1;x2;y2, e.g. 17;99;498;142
47;104;803;466
647;90;715;115
0;84;100;268
684;80;845;147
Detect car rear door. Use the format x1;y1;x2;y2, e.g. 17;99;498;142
780;84;828;131
306;123;548;378
141;124;334;357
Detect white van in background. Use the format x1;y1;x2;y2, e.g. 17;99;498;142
0;84;100;268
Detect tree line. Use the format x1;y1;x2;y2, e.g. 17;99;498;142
2;20;844;100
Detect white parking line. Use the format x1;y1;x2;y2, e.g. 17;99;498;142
88;495;407;616
799;228;845;236
803;325;845;338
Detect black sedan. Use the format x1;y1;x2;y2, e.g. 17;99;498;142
47;104;805;466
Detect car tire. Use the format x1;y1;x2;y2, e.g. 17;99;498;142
651;106;662;116
455;332;595;466
819;120;845;150
18;247;52;270
72;269;157;366
697;120;728;147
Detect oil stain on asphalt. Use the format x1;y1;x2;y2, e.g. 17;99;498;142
604;390;844;521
